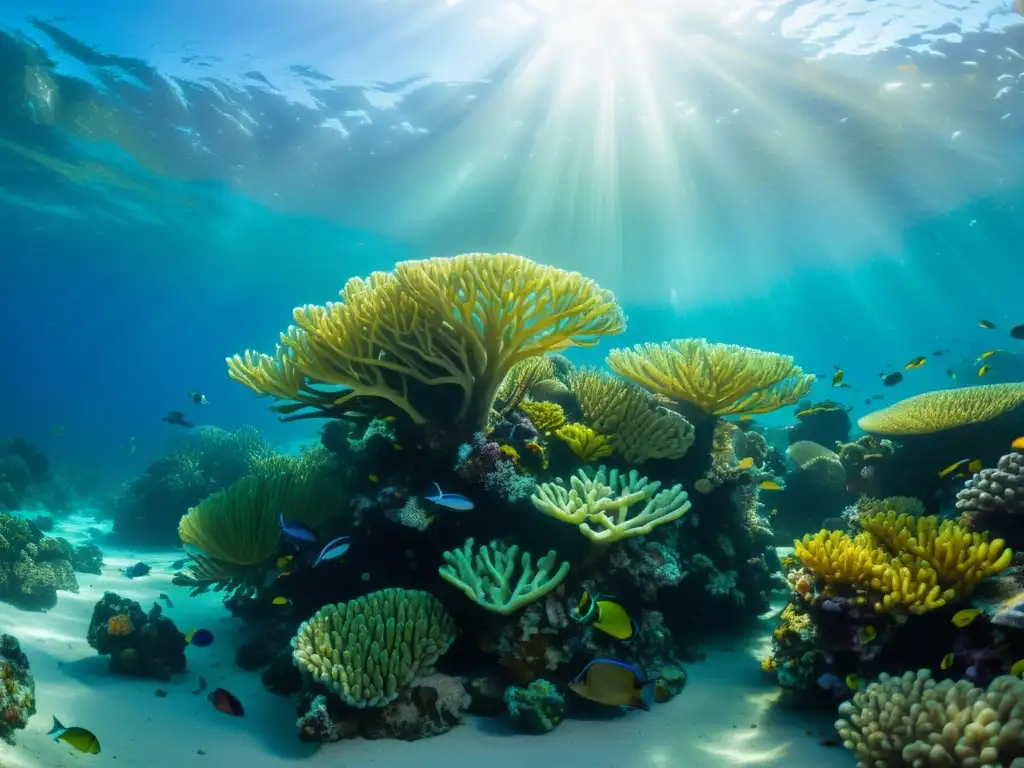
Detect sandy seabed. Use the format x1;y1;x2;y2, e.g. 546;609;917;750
0;513;852;768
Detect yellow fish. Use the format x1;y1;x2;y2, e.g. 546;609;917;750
940;652;955;670
832;369;844;386
938;459;972;478
979;320;996;329
978;365;991;377
904;356;927;370
276;555;293;569
860;625;877;643
759;481;782;491
1011;659;1024;678
738;457;754;470
576;592;635;640
952;608;980;628
845;674;864;691
392;442;404;451
978;349;1001;360
968;459;982;473
368;474;379;483
382;415;396;422
569;659;657;710
1012;436;1024;451
272;597;291;606
738;415;753;422
48;717;100;754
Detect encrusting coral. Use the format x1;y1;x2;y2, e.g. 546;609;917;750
531;465;690;544
438;539;570;615
606;338;815;416
554;423;613;462
858;383;1024;435
292;588;457;709
835;669;1024;767
227;253;626;430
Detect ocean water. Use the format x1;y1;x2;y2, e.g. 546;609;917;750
1;1;1024;766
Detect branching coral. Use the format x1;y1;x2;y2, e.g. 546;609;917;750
531;465;690;543
606;338;815;416
836;669;1024;767
518;400;566;434
858;383;1024;435
228;253;625;430
438;538;570;615
554;423;613;462
292;588;456;708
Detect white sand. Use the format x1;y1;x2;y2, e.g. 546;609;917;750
0;513;852;767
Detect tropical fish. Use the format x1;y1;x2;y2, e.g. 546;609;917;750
209;688;245;716
904;356;927;369
186;628;215;647
187;391;210;405
978;365;992;377
882;371;904;387
162;410;194;428
979;320;996;329
48;716;101;754
424;483;475;511
738;415;753;422
192;676;208;696
575;591;635;640
312;535;351;568
759;480;782;491
832;369;844;386
1011;324;1024;340
382;415;396;422
946;368;957;380
858;625;877;644
817;673;846;696
978;350;1001;361
940;652;955;670
159;593;174;608
738;457;754;470
272;596;291;606
170;558;189;570
276;555;294;569
368;474;380;483
1012;437;1024;451
938;459;981;479
279;513;317;543
952;608;981;628
1012;659;1024;677
568;659;658;710
845;674;865;691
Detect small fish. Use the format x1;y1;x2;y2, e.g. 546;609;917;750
392;442;403;451
845;674;864;691
759;480;782;491
192;676;208;696
279;513;317;543
946;368;957;380
968;459;983;473
952;608;980;627
1011;324;1024;340
424;483;475;511
940;652;955;670
187;391;210;405
882;371;904;387
817;673;846;695
1012;436;1024;451
162;411;194;428
979;320;996;329
939;459;974;479
159;593;174;608
209;688;245;717
382;415;396;422
568;659;658;710
185;628;215;647
576;591;635;640
738;457;754;470
368;473;380;483
48;716;101;754
312;535;351;568
832;369;844;387
978;350;1001;361
904;356;927;370
978;365;992;377
276;555;293;569
738;415;753;422
277;571;292;579
859;625;877;644
170;558;188;570
1012;659;1024;678
272;596;291;606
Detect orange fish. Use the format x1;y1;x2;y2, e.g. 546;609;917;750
208;688;244;716
1012;437;1024;451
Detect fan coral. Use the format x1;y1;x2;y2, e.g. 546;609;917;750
858;383;1024;435
606;338;815;416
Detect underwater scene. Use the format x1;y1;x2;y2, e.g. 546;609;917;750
4;0;1024;766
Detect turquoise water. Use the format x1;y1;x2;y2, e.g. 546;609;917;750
2;2;1024;766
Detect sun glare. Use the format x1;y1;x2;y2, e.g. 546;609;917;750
528;0;673;52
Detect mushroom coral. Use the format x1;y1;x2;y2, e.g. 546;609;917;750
607;339;814;416
227;253;625;430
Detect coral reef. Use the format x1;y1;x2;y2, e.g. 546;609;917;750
504;679;566;733
86;592;187;680
0;512;78;610
0;634;35;743
958;451;1024;530
70;542;103;575
858;383;1024;435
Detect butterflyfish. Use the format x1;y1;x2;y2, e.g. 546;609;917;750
568;659;659;711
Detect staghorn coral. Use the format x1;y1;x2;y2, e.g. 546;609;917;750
554;423;613;462
228;253;625;430
858;383;1024;435
438;539;570;615
518;399;566;434
292;588;456;708
606;338;815;416
957;452;1024;517
531;465;690;544
836;669;1024;767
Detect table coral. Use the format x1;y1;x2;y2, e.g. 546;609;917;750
858;383;1024;435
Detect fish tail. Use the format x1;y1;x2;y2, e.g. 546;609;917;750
638;680;658;711
433;481;443;497
48;715;64;736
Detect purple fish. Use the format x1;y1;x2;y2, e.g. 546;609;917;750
312;535;351;567
279;513;317;543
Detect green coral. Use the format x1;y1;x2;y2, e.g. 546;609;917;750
292;588;456;708
438;538;570;614
504;679;566;734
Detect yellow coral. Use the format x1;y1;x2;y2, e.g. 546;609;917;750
179;475;282;568
106;613;134;636
519;400;566;433
228;254;625;430
606;339;815;416
555;423;613;462
496;358;557;415
794;531;889;586
858;383;1024;435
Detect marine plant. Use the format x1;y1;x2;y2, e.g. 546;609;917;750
858;383;1024;435
438;538;570;614
606;338;815;416
227;253;626;431
531;465;691;544
292;588;456;708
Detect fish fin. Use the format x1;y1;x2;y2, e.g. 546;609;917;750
638;680;658;711
432;482;443;498
49;716;64;736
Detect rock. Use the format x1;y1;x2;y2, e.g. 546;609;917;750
123;561;151;579
360;673;471;740
71;543;104;575
466;671;505;716
86;592;187;680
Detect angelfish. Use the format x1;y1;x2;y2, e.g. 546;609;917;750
424;483;475;511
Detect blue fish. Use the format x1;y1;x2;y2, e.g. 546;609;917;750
186;628;215;647
424;483;475;511
312;535;351;567
279;513;317;543
816;672;846;696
